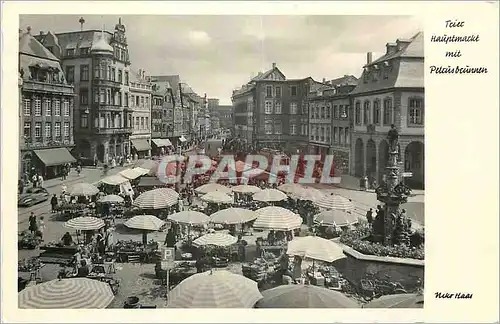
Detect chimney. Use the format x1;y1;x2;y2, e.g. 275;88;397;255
322;78;326;83
366;52;372;65
386;42;397;55
272;62;276;69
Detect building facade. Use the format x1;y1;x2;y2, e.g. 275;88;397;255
350;32;424;189
129;69;152;158
19;28;76;179
37;18;133;163
215;105;233;130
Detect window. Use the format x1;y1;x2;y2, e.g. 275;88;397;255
310;126;315;140
320;107;325;119
80;65;89;81
408;98;424;125
333;127;337;143
80;47;89;55
289;102;297;115
290;124;297;135
136;96;139;106
66;49;75;56
264;121;273;134
24;99;31;116
140;97;144;107
345;128;350;144
326;105;331;119
275;86;281;98
81;114;88;128
275;102;282;114
63;100;70;116
266;86;272;98
274;121;282;134
373;100;381;124
34;97;42;116
355;101;361;125
54;122;61;138
65;66;75;83
383;98;393;125
117;92;122;106
45;123;51;138
320;127;325;142
302;102;307;114
44;99;51;116
291;86;297;96
125;71;129;85
64;122;70;137
93;65;100;79
135;117;140;129
53;99;61;116
100;89;105;104
363;101;370;125
80;90;89;105
35;122;42;139
23;122;31;138
333;105;339;119
265;101;273;114
124;93;129;107
141;117;145;129
326;126;331;142
341;105;348;119
118;70;123;83
315;106;320;119
145;117;149;129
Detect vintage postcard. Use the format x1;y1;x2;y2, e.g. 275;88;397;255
1;1;498;323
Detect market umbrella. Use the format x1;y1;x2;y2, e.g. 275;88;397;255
201;191;233;204
231;184;262;194
139;159;159;172
195;183;232;195
278;183;304;194
255;284;358;308
253;206;302;231
291;187;325;202
100;174;129;186
133;188;179;209
253;189;288;203
314;193;354;211
166;270;262;308
120;168;146;180
19;278;114;309
98;194;124;204
64;216;105;231
168;210;210;226
124;215;165;231
70;182;99;196
193;232;238;247
362;293;424;308
314;209;358;227
210;208;258;225
287;236;345;263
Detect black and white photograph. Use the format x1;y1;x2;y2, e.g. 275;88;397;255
13;14;427;309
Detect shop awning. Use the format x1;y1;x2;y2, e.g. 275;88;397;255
34;148;76;167
179;136;187;142
152;138;173;147
131;139;152;152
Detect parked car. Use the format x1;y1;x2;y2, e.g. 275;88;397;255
18;187;49;207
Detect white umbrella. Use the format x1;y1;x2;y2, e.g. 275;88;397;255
287;236;345;263
98;194;124;204
278;183;304;194
315;193;354;211
64;217;105;231
210;208;258;225
166;270;262;308
314;209;358;227
195;183;232;195
193;232;237;247
19;278;114;309
100;174;129;186
70;183;99;196
253;189;288;202
254;206;302;231
201;191;233;204
231;184;262;194
168;210;210;225
120;168;145;180
291;187;325;202
133;188;179;209
124;215;165;231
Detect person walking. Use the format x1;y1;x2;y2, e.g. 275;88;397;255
366;208;374;224
28;212;38;235
50;194;58;213
38;174;44;188
37;216;46;241
32;174;38;188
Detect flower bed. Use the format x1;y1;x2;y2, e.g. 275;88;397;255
340;224;424;260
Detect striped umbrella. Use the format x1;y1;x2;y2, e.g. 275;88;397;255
254;206;302;231
193;232;237;247
363;293;424;308
314;210;358;227
195;183;232;195
64;217;105;231
133;188;179;209
210;208;258;225
253;189;288;202
70;183;99;196
287;236;345;263
314;193;354;211
255;285;358;308
19;278;114;309
98;194;124;204
278;183;304;194
168;210;210;225
124;215;165;231
166;270;262;308
231;184;262;194
291;187;325;202
201;191;233;204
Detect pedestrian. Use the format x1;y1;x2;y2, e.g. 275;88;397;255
38;174;44;188
76;164;81;176
28;212;37;235
366;208;374;224
50;194;58;213
32;173;38;188
37;216;45;241
61;183;67;195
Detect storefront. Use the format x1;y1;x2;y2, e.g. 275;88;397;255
32;147;77;179
151;138;173;156
130;139;152;159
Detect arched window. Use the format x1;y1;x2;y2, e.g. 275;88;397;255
363;101;371;125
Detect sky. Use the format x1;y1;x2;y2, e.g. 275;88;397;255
20;15;422;105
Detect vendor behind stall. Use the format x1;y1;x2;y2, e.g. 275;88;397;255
61;232;74;246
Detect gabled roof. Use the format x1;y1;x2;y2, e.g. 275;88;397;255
251;66;286;82
19;32;59;61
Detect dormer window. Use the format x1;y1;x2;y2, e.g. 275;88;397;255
373;64;379;70
66;49;75;56
80;47;89;55
383;61;390;67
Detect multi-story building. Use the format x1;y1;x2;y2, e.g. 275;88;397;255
129;69;152;158
151;88;165;139
182;91;203;141
350;32;424;189
215;105;233;130
19;28;76;179
307;81;335;157
37;18;133;162
210;111;221;133
232;63;324;154
207;98;219;113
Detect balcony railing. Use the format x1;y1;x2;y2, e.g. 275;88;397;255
92;78;122;88
23;80;74;94
94;127;133;135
